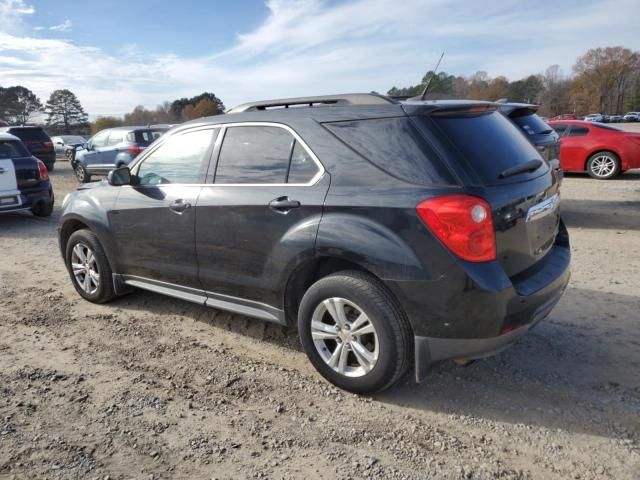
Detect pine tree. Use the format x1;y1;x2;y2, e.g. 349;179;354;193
45;89;89;134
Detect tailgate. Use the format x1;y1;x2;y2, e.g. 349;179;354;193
480;175;561;277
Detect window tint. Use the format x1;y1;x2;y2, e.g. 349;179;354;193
551;124;568;136
287;140;318;183
0;140;29;158
422;111;544;185
133;129;167;145
137;129;215;186
90;131;110;148
568;126;589;137
215;126;293;184
512;113;552;135
8;128;49;141
325;117;455;185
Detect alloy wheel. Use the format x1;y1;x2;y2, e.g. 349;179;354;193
311;297;379;377
590;155;616;178
71;243;100;294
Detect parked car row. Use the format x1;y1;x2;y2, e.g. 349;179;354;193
0;126;56;171
552;112;640;123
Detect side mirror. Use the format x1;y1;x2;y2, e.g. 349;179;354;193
56;141;63;145
107;166;131;186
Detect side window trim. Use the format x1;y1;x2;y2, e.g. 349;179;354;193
209;122;325;187
129;126;219;186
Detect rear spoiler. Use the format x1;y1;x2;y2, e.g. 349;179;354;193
401;101;497;117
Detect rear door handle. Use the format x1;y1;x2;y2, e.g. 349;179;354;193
169;198;191;214
269;196;300;214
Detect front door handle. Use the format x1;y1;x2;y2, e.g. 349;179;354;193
269;196;301;214
169;198;191;214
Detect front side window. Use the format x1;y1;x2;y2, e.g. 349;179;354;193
215;126;294;184
107;131;125;146
136;129;216;186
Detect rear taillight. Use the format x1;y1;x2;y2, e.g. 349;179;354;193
37;159;49;181
416;194;496;262
43;141;53;150
128;145;144;156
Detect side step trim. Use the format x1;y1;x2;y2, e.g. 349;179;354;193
116;274;286;325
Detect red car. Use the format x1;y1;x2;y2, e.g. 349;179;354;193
547;120;640;179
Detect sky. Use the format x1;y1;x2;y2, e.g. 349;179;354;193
1;0;639;118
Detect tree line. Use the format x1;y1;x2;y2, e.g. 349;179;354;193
0;88;225;135
388;47;640;117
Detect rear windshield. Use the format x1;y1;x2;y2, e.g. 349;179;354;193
129;129;167;145
417;111;545;185
323;117;456;185
8;128;49;141
0;140;29;158
511;113;552;135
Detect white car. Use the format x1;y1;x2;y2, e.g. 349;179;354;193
584;113;604;122
623;112;640;122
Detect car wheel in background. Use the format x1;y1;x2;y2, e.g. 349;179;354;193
586;151;620;180
65;229;116;303
298;271;412;394
31;199;54;217
74;164;91;183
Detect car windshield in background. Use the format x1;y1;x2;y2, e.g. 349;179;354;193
420;111;545;185
512;113;553;135
132;129;167;145
10;128;49;141
0;140;29;158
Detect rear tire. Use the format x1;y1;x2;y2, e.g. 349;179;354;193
298;271;412;394
586;151;620;180
31;200;53;217
65;229;116;304
74;163;91;183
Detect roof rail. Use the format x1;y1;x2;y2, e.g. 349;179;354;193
227;93;397;113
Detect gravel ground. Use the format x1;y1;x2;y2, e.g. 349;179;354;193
0;152;639;479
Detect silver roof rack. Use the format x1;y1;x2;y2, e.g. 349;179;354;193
228;93;397;113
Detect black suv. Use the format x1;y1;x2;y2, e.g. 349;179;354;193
0;126;56;171
58;94;570;393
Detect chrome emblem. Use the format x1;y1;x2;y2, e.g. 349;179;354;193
526;193;559;223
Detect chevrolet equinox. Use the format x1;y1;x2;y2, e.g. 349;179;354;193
58;94;571;393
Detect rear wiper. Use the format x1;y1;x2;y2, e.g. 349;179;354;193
499;159;543;179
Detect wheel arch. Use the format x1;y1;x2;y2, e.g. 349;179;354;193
584;148;621;171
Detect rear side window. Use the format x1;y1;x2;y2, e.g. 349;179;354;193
568;126;589;137
550;124;568;136
0;140;29;158
215;126;293;184
419;111;544;185
132;129;167;145
8;128;49;142
511;113;552;135
324;117;455;185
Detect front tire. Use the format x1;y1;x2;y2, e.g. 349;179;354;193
298;271;412;394
586;151;620;180
65;229;116;303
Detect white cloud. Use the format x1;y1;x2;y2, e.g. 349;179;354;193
49;19;72;33
0;0;639;117
0;0;34;32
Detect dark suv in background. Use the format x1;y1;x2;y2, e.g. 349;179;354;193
0;126;56;171
498;102;562;182
73;126;170;182
58;94;570;393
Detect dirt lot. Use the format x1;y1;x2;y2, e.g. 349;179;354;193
1;152;639;479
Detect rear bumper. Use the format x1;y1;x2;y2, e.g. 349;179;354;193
414;276;568;381
0;184;54;214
